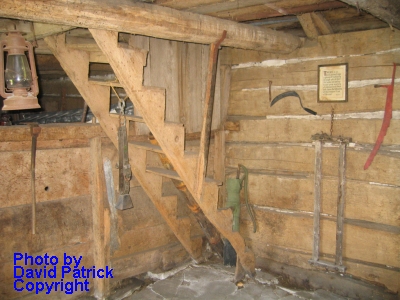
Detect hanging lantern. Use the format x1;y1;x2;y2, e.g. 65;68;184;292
0;31;40;111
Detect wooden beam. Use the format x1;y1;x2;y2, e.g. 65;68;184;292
0;19;73;41
339;0;400;29
311;12;334;35
30;23;74;41
90;137;108;298
298;12;334;39
0;0;302;53
225;1;348;22
298;13;319;39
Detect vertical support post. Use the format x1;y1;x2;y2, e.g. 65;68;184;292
312;140;322;261
90;137;107;298
335;142;346;266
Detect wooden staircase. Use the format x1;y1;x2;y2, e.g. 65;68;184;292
44;29;255;280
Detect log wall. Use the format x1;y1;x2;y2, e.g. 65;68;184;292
0;124;191;299
222;28;400;293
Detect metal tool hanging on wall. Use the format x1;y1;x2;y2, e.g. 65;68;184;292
364;63;398;170
270;91;317;115
30;123;41;234
226;164;257;233
113;86;133;210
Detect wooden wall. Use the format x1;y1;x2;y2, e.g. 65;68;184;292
0;124;192;299
35;33;226;134
222;28;399;293
130;35;224;134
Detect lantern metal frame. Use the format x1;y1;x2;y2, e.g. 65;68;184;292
0;31;40;111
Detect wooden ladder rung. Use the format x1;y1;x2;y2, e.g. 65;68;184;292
130;141;163;153
109;113;144;123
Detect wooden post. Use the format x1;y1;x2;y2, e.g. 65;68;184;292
90;137;108;298
335;142;347;266
312;140;322;262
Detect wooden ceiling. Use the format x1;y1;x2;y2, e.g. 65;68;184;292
0;0;398;77
149;0;397;37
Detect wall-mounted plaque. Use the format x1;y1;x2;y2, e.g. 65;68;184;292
318;64;348;102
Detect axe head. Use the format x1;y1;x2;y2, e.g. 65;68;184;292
116;194;133;210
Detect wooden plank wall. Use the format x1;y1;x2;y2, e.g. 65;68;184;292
222;28;400;293
0;124;191;299
130;35;223;134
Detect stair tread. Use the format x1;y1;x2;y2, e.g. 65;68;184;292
147;166;222;186
130;140;200;157
109;113;144;123
147;167;181;181
130;141;163;153
89;79;123;87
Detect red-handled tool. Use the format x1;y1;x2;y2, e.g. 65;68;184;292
364;63;398;170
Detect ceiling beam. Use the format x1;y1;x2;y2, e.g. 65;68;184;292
298;13;319;39
298;12;334;39
340;0;400;29
0;0;302;53
229;1;347;22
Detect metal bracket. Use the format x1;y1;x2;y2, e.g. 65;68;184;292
115;123;133;210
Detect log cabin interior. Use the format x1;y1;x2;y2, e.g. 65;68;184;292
0;0;399;299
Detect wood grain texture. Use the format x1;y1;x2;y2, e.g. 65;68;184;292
224;28;400;65
255;246;399;293
226;119;400;145
0;148;91;208
226;27;400;292
0;0;302;53
240;210;399;268
90;137;107;298
298;13;319;39
340;0;400;29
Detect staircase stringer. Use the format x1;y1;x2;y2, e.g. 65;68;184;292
44;33;203;261
44;34;119;143
90;29;198;192
89;29;255;278
129;147;203;261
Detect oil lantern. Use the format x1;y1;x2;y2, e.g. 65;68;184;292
0;31;40;111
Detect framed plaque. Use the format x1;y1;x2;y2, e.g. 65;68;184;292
318;63;348;102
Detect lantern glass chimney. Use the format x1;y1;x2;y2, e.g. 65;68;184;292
5;54;33;89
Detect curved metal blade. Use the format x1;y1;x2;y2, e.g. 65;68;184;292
270;90;317;115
